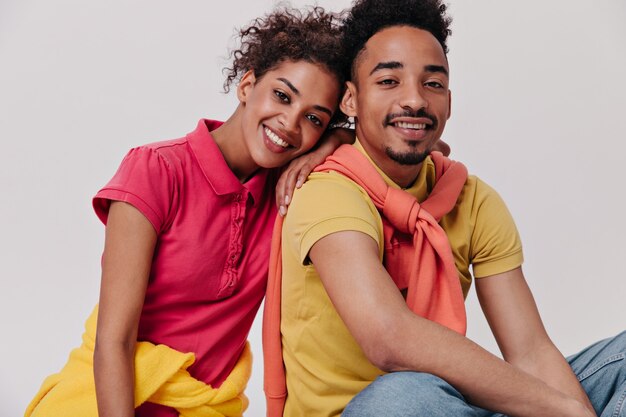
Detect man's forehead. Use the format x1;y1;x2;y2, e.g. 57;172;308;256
356;25;448;74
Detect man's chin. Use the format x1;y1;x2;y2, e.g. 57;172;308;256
385;147;430;166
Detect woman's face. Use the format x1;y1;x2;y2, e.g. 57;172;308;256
237;60;341;169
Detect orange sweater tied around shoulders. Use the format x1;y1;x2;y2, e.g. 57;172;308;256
263;145;468;417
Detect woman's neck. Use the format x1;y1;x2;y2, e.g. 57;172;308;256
210;106;257;182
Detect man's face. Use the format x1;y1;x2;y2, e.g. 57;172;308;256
341;25;451;175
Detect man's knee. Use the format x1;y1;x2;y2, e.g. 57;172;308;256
342;372;464;417
569;330;626;386
613;329;626;349
379;372;460;395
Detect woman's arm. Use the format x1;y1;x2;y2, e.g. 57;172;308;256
275;127;354;215
93;201;156;417
275;130;451;215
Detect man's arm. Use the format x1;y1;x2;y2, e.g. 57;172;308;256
309;230;594;417
475;267;594;412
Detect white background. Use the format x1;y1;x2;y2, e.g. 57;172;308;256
1;1;625;416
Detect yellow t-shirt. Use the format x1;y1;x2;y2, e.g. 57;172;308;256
280;142;523;417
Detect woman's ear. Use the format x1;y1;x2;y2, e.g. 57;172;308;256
339;81;358;117
236;70;256;104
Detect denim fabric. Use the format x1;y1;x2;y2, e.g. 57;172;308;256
568;331;626;417
342;331;626;417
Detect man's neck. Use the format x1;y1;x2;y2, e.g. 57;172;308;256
380;160;424;189
356;139;424;189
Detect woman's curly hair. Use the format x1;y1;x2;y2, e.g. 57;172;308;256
343;0;452;81
223;6;347;94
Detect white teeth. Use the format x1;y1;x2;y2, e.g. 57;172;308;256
265;127;289;148
395;122;426;130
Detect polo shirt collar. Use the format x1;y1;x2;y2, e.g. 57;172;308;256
188;119;269;205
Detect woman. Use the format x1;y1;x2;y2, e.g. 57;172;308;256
25;6;347;417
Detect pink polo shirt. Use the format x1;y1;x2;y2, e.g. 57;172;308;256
93;120;278;413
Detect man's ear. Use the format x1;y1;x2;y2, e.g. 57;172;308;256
339;81;358;117
236;70;256;104
446;89;452;120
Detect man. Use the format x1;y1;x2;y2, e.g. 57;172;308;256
263;0;626;416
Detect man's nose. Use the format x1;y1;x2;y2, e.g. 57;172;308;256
398;84;428;112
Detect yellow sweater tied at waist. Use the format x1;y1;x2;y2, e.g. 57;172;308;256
25;306;252;417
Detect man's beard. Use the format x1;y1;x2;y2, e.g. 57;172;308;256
383;108;436;165
385;145;430;165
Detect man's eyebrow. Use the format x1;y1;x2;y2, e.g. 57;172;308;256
425;64;449;76
277;77;332;117
368;62;449;77
369;61;403;76
277;77;300;95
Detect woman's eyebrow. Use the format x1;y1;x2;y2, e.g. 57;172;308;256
277;77;333;116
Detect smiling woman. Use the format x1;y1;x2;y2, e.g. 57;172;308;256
22;6;346;417
213;60;341;180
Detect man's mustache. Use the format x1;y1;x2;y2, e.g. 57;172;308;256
384;109;436;127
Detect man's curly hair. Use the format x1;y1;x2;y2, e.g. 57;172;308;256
223;6;346;94
343;0;452;81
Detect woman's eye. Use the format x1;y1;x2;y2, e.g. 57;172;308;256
307;114;323;127
274;90;290;103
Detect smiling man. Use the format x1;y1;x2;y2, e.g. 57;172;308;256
263;0;626;416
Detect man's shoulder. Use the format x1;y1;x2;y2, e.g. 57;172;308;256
286;171;382;233
458;173;506;208
298;170;374;204
283;170;384;261
444;171;512;228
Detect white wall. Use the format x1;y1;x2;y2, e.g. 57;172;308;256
1;1;624;416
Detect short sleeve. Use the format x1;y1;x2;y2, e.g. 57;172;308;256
470;179;524;278
92;147;178;234
284;171;382;265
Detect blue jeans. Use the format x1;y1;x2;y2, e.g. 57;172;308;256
342;331;626;417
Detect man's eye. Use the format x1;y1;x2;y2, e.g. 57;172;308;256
425;81;444;89
377;78;398;85
274;90;290;103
